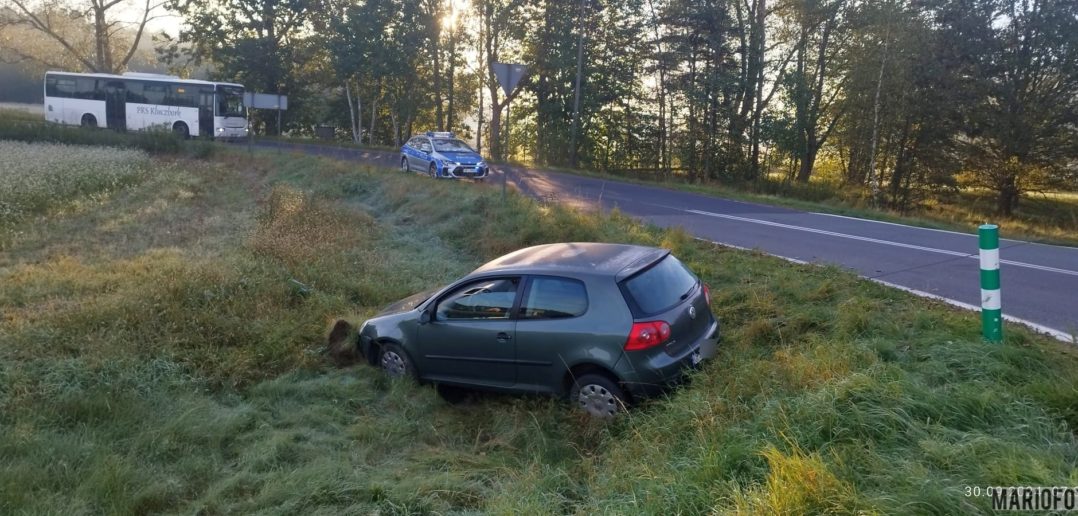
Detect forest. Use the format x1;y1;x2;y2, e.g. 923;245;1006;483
3;0;1077;215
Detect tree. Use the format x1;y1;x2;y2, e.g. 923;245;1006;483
958;0;1078;215
475;0;526;160
0;0;163;73
779;0;850;183
164;0;317;134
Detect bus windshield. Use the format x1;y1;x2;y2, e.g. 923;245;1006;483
217;86;245;117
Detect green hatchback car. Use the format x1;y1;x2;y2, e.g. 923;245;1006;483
357;242;720;417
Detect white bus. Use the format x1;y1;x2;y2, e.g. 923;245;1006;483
43;71;248;140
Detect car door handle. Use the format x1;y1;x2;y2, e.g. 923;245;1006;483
496;332;512;342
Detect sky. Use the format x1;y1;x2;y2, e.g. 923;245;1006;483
117;1;182;37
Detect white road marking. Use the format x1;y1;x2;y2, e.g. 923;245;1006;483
692;237;1076;343
497;171;1077;342
812;212;1078;250
688;209;1078;278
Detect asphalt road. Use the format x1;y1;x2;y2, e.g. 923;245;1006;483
250;140;1078;339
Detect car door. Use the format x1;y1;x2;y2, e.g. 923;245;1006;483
414;276;522;387
513;276;595;391
403;137;418;169
417;139;434;169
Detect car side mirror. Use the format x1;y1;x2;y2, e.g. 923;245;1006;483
419;309;431;324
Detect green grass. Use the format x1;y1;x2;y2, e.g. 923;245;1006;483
0;108;217;157
260;134;400;152
2;143;1077;514
0;140;151;228
511;161;1078;247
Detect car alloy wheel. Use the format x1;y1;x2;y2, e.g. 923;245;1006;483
428;162;438;178
401;157;409;172
379;344;411;378
570;373;626;418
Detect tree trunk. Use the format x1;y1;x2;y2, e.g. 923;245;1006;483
997;175;1019;216
477;83;484;153
344;80;360;144
447;28;456;131
369;83;380;146
390;110;400;147
797;144;817;182
93;5;109;72
867;32;890;205
433;39;444;131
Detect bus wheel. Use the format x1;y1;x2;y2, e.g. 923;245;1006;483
80;114;97;128
173;122;190;139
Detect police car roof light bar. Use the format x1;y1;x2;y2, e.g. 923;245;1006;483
426;131;455;138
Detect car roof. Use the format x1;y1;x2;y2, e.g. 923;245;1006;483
472;242;670;280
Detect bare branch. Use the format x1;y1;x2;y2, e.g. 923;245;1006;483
118;0;155;68
6;0;99;71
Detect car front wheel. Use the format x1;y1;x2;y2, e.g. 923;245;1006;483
379;343;414;379
569;373;627;418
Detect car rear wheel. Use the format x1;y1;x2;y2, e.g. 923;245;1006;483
569;373;627;418
80;114;97;128
379;343;413;379
401;156;409;172
428;162;438;178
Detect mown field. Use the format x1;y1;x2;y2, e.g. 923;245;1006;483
2;139;1078;514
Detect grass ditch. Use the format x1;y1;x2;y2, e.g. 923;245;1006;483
1;145;1076;513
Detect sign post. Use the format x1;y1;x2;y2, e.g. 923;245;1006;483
492;63;526;199
980;224;1002;342
243;92;289;151
492;63;527;160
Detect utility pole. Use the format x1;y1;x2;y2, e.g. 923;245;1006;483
569;0;587;168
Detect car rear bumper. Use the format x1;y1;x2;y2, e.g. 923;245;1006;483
616;318;720;398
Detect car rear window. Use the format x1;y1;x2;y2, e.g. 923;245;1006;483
621;255;698;316
521;277;588;319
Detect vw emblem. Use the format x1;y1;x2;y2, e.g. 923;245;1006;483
688;306;697;320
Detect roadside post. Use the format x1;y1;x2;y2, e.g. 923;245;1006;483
244;91;288;155
492;63;527;201
980;224;1002;342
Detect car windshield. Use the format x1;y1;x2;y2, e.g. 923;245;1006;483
432;139;474;152
621;255;698;315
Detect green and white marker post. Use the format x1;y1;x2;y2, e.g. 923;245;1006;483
979;224;1002;342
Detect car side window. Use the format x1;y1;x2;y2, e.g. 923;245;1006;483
520;277;588;319
436;277;520;320
418;139;432;153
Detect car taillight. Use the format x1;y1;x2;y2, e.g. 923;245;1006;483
703;283;711;306
624;321;672;351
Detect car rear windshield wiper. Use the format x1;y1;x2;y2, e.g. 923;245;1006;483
679;282;698;301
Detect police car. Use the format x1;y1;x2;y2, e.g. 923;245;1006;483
401;132;489;180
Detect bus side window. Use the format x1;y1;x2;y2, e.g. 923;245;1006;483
75;78;99;100
126;82;147;104
168;84;197;107
50;77;77;98
143;83;167;105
